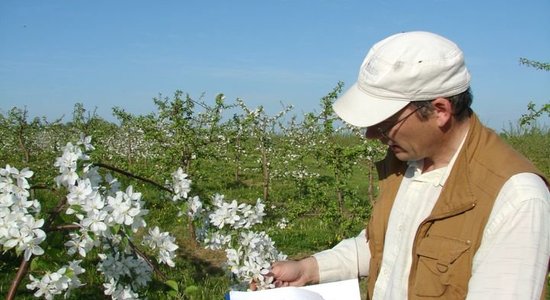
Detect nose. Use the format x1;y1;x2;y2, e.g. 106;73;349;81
364;127;382;140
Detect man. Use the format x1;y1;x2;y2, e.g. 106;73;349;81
270;31;550;299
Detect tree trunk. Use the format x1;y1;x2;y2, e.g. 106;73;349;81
261;147;270;202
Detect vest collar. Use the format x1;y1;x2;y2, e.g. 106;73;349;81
426;114;481;218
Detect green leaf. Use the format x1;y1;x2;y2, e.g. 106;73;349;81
165;280;179;292
167;290;178;297
184;285;200;296
29;258;40;271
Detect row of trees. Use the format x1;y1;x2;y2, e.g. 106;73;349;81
1;83;386;221
1;84;386;298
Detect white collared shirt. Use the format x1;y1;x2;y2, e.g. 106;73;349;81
314;148;549;299
372;159;448;299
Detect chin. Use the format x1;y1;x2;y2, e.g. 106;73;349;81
394;151;420;162
393;152;410;161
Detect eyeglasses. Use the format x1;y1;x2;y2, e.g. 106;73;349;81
375;105;422;139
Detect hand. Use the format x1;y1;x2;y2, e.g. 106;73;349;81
270;256;320;287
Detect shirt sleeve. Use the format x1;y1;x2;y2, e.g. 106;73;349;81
313;229;371;283
467;173;550;300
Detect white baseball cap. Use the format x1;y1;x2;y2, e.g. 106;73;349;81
333;31;471;127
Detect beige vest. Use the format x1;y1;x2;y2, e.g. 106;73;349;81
366;114;548;299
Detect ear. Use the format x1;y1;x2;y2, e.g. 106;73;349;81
431;97;453;128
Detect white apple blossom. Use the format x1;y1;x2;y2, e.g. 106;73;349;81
142;226;179;267
0;194;15;213
26;261;84;300
105;186;148;232
110;285;140;300
83;164;102;187
211;193;225;206
191;193;287;290
187;195;203;219
0;165;45;261
81;209;108;233
103;278;118;296
10;166;33;197
54;142;88;187
66;178;94;207
26;272;66;300
104;172;121;195
98;251;153;294
224;231;287;290
81;191;105;213
209;198;240;229
170;167;191;201
65;230;95;257
237;198;266;229
77;133;95;151
204;231;232;250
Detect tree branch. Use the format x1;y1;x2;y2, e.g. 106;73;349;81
123;231;168;281
7;196;68;300
94;162;173;193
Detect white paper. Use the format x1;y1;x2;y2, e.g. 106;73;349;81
227;278;361;300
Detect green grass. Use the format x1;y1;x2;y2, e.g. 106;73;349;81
501;124;550;177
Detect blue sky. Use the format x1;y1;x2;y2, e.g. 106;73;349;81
1;0;549;130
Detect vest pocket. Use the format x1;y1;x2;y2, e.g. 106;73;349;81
413;234;471;297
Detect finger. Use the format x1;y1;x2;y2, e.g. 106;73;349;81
274;280;289;288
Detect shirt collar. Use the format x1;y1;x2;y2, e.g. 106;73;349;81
406;130;469;187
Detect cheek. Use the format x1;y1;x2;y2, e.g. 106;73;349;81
395;133;426;157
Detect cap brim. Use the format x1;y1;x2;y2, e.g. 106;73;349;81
332;83;410;127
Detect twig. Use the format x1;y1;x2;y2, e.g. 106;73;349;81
93;162;173;193
51;224;81;231
123;231;168;281
6;258;31;300
30;184;56;190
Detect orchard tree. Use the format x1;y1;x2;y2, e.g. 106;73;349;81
518;58;549;127
235;99;294;203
